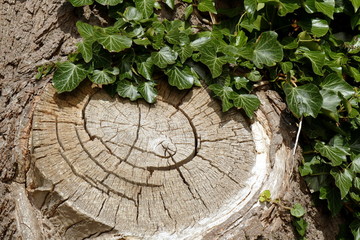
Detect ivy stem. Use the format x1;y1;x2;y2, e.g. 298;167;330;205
270;199;292;211
293;116;303;156
298;39;320;42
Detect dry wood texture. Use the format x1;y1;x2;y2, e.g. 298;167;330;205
27;81;294;239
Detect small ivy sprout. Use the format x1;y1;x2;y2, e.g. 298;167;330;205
259;190;307;239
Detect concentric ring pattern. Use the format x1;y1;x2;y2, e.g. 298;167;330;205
31;82;256;235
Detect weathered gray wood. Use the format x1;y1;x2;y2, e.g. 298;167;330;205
26;81;293;239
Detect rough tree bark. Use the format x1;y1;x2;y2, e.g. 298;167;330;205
0;0;340;239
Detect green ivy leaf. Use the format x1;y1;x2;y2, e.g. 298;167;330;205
53;62;88;93
315;0;335;19
190;37;212;49
350;0;360;12
134;0;155;18
88;68;118;84
278;0;301;16
95;32;132;52
350;220;360;240
259;190;271;202
138;81;157;103
330;168;354;199
119;56;133;81
198;0;217;13
68;0;94;7
251;31;284;68
77;40;93;63
244;0;257;16
315;141;349;166
76;21;95;40
136;56;153;80
199;46;227;78
320;73;355;99
319;186;343;216
290;203;306;218
208;84;234;112
151;46;178;68
95;0;123;6
233;76;250;90
319;89;341;113
123;7;143;21
300;18;329;37
92;43;112;69
165;65;198;90
116;80;142;101
351;155;360;173
164;0;175;9
297;47;325;75
184;5;193;20
292;217;308;237
283;83;323;118
174;45;193;64
229;93;260;118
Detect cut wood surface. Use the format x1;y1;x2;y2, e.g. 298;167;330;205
28;81;294;239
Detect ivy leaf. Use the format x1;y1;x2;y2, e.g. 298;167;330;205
330;168;354;199
315;0;335;19
95;32;132;52
116;80;142;101
138;81;157;103
92;43;112;68
184;5;193;20
292;217;308;237
68;0;94;7
244;0;257;16
118;56;133;81
136;56;153;80
174;45;193;64
229;93;260;118
297;47;325;75
319;186;343;216
76;21;95;40
165;65;198;90
151;46;178;68
77;40;93;63
190;37;212;50
350;220;360;240
300;18;329;37
252;31;284;68
351;155;360;173
208;84;234;112
350;0;360;12
123;7;143;21
259;190;271;202
134;0;155;18
233;76;250;90
278;0;301;16
319;89;341;112
164;0;175;9
198;0;217;14
53;62;88;93
88;68;118;84
320;73;355;99
283;83;323;118
315;141;349;166
95;0;123;6
290;203;306;218
199;46;227;78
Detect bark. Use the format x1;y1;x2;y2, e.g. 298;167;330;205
0;1;341;240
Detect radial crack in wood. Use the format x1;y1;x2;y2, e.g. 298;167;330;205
28;81;294;239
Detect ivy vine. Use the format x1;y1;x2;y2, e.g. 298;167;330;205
52;0;360;238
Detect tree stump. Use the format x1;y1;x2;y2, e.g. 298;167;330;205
28;81;294;239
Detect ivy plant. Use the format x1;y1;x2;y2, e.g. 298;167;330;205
52;0;360;238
